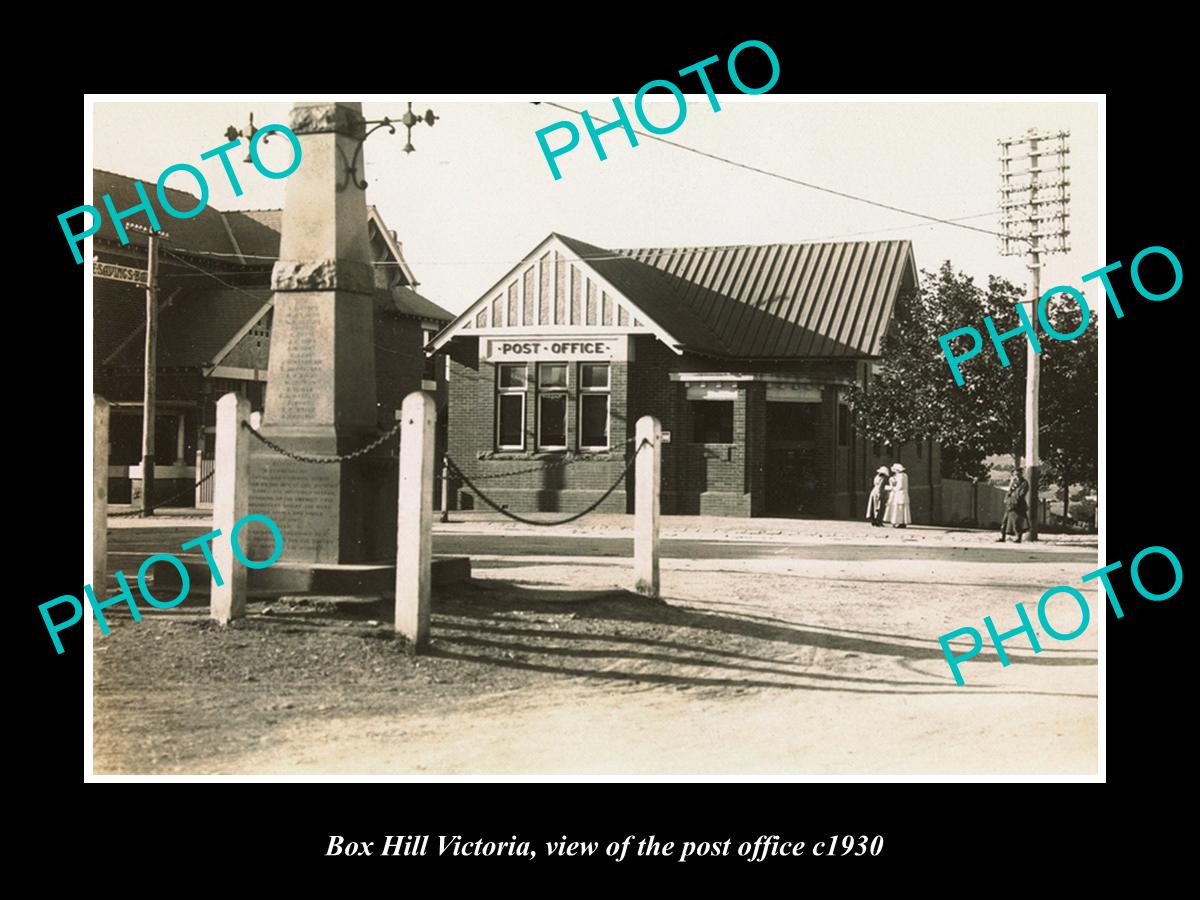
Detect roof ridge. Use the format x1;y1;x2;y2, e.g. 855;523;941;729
556;232;735;356
613;237;910;254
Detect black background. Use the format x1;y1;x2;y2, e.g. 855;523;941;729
24;25;1189;885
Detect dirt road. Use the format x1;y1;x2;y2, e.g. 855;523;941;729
93;521;1097;776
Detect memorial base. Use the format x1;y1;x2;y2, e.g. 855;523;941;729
247;433;397;565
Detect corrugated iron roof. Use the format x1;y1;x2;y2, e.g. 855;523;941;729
93;169;236;255
607;239;917;358
555;234;731;354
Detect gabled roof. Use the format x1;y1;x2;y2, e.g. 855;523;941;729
93;169;237;256
92;170;454;363
101;287;272;369
432;233;918;359
392;286;453;324
91;171;427;293
429;233;681;355
554;234;729;354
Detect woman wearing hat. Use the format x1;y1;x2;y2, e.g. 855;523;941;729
884;462;912;528
866;466;891;527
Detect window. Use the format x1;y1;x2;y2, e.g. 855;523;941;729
421;329;438;383
691;400;734;443
768;402;819;443
496;363;526;450
838;403;850;447
578;363;610;450
537;362;568;449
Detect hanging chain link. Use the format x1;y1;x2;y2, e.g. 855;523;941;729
459;454;581;480
110;467;217;518
446;438;650;527
242;419;402;464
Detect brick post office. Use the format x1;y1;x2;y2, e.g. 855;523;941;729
430;233;941;520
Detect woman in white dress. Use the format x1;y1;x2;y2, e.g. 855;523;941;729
884;462;912;528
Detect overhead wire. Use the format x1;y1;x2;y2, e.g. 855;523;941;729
540;101;1011;241
161;209;1000;269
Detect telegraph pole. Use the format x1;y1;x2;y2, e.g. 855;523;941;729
125;223;167;516
999;128;1070;541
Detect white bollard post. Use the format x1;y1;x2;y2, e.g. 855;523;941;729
93;395;110;597
634;415;661;598
396;390;436;650
212;392;250;624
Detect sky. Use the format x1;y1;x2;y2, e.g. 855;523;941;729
92;97;1099;317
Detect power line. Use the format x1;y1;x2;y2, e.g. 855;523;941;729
541;101;1010;241
162;210;998;270
161;248;274;305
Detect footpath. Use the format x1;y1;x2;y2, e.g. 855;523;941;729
108;506;1096;553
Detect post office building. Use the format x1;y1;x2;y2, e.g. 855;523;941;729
430;233;940;519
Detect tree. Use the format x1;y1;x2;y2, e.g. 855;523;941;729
1038;293;1098;519
849;262;1028;481
844;279;940;456
852;261;1098;501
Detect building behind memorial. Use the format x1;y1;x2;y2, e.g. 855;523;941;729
431;233;941;520
92;169;453;507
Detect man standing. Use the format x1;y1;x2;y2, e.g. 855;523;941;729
998;470;1030;543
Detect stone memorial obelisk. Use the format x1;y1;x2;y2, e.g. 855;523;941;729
248;102;396;567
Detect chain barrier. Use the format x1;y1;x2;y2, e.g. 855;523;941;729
243;419;402;464
446;438;650;527
110;467;216;518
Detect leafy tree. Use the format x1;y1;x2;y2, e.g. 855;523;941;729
849;262;1027;480
850;263;1096;495
1038;293;1098;518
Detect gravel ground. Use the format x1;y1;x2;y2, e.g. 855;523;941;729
93;520;1098;776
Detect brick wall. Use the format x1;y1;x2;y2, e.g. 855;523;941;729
446;340;631;513
444;334;944;520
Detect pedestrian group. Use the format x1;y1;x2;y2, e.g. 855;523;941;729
865;464;1032;540
866;463;911;528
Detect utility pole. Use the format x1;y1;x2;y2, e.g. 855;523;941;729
999;128;1070;542
126;223;167;517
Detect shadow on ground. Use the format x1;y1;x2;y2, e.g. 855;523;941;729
417;578;1097;698
102;577;1096;700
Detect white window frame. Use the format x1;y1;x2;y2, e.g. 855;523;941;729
496;363;527;451
577;362;611;451
536;362;569;451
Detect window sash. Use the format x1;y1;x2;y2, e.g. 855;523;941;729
538;362;568;389
579;393;610;450
496;363;527;451
498;362;527;389
496;392;525;450
578;362;610;391
537;393;568;450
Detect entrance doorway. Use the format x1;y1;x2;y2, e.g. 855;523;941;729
765;402;819;515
